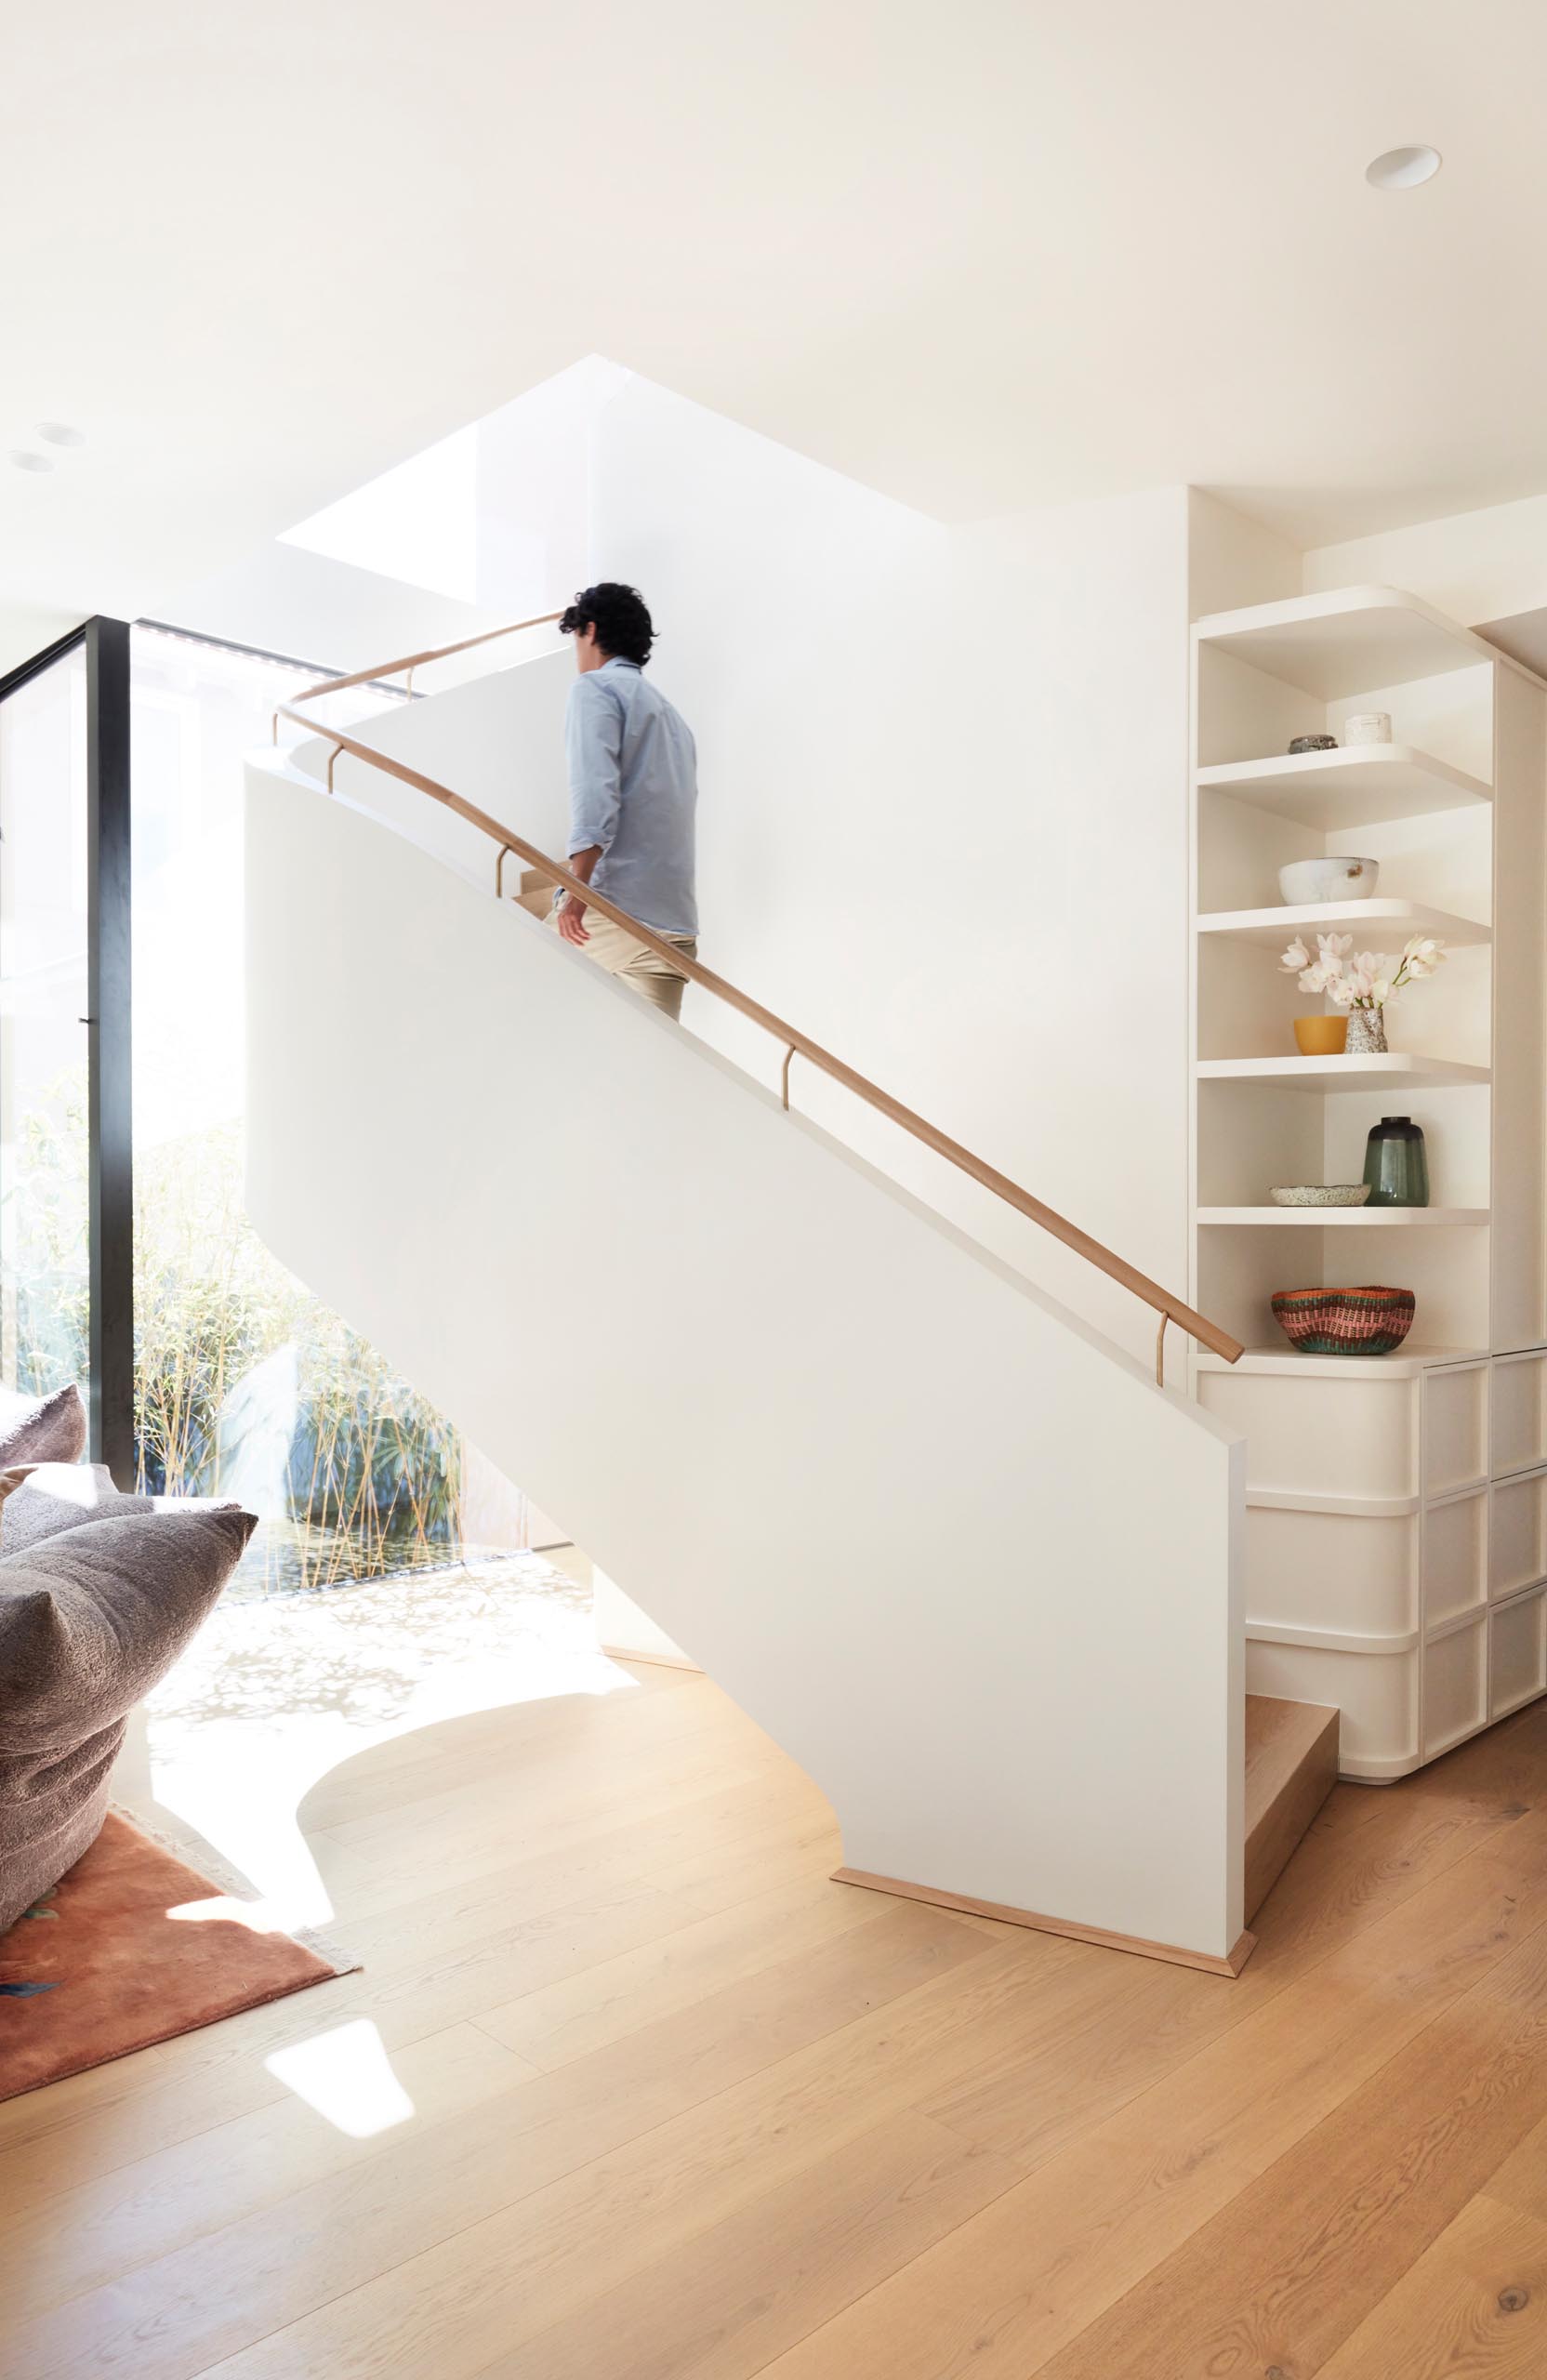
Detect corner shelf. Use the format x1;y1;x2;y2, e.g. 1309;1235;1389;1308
1196;1053;1489;1092
1195;1344;1487;1379
1197;898;1490;950
1195;586;1497;700
1198;1207;1488;1227
1195;746;1490;829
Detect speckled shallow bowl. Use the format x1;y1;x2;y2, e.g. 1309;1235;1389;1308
1269;1184;1372;1208
1271;1285;1416;1355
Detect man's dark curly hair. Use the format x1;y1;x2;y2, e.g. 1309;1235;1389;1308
558;582;654;667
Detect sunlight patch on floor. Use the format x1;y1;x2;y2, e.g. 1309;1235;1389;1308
142;1550;638;1932
264;2019;416;2138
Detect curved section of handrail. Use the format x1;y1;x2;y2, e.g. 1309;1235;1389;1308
273;698;1244;1371
279;609;567;714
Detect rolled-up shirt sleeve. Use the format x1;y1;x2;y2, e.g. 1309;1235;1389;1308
565;676;625;856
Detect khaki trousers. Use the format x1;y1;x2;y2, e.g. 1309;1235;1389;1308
546;904;698;1023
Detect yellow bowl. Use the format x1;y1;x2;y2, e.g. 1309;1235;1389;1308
1293;1014;1349;1057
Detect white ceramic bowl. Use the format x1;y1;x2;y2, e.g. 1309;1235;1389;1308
1277;856;1381;906
1269;1184;1372;1208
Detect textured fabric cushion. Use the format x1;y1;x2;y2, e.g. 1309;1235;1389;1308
0;1505;255;1935
0;1464;155;1560
0;1383;86;1468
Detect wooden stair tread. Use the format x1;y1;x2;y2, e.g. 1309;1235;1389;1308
1244;1692;1340;1924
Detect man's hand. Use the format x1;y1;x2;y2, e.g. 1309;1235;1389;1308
557;893;590;945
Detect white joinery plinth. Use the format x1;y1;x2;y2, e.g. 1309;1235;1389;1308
1191;583;1547;1779
1197;1352;1527;1779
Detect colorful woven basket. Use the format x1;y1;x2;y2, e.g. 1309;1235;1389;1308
1270;1285;1416;1356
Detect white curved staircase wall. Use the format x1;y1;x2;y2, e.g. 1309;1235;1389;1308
293;643;573;896
245;750;1244;1961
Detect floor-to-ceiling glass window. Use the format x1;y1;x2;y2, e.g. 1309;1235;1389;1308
129;623;537;1593
0;641;91;1407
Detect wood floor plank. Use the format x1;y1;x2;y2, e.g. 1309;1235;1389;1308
11;1601;1547;2380
1028;1869;1547;2378
0;1876;706;2205
1316;2191;1547;2377
481;2113;1020;2380
318;1762;832;1924
169;1944;1086;2380
13;1904;996;2380
0;2022;537;2328
314;1737;800;1913
296;1670;736;1831
749;1804;1547;2380
11;1675;1521;2191
316;1698;783;1853
1476;2098;1547;2223
474;1869;890;2069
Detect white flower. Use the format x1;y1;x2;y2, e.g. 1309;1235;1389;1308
1328;974;1356;1007
1316;932;1354;965
1281;937;1312;975
1370;975;1393;1005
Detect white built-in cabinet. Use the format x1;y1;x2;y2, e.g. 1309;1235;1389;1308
1188;587;1547;1779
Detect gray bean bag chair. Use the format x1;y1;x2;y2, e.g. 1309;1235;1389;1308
0;1504;255;1935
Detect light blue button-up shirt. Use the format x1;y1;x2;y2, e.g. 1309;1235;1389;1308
563;658;698;937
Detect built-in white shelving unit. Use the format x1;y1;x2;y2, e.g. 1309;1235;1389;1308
1189;582;1547;1782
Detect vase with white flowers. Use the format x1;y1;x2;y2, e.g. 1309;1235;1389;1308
1279;932;1447;1055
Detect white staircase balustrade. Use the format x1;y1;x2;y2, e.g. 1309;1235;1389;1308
245;675;1248;1969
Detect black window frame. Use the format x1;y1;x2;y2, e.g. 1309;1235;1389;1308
0;616;134;1482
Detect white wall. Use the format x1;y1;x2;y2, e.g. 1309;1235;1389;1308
160;360;628;683
1188;489;1302;621
589;377;1198;1370
294;642;573;894
246;752;1245;1960
166;540;510;679
1303;492;1547;630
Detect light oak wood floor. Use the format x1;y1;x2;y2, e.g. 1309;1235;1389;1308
10;1622;1547;2377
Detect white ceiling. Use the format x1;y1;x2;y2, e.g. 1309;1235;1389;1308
6;0;1547;668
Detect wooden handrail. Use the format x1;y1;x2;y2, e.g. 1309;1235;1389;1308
273;695;1244;1372
285;609;566;708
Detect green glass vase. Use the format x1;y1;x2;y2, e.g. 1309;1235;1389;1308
1363;1115;1429;1208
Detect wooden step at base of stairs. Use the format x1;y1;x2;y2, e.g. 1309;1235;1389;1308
1245;1692;1340;1923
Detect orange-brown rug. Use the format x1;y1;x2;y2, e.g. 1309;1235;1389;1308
0;1812;356;2101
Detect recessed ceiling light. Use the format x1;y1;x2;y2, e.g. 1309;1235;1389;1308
34;421;85;448
1366;145;1442;190
9;451;54;474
